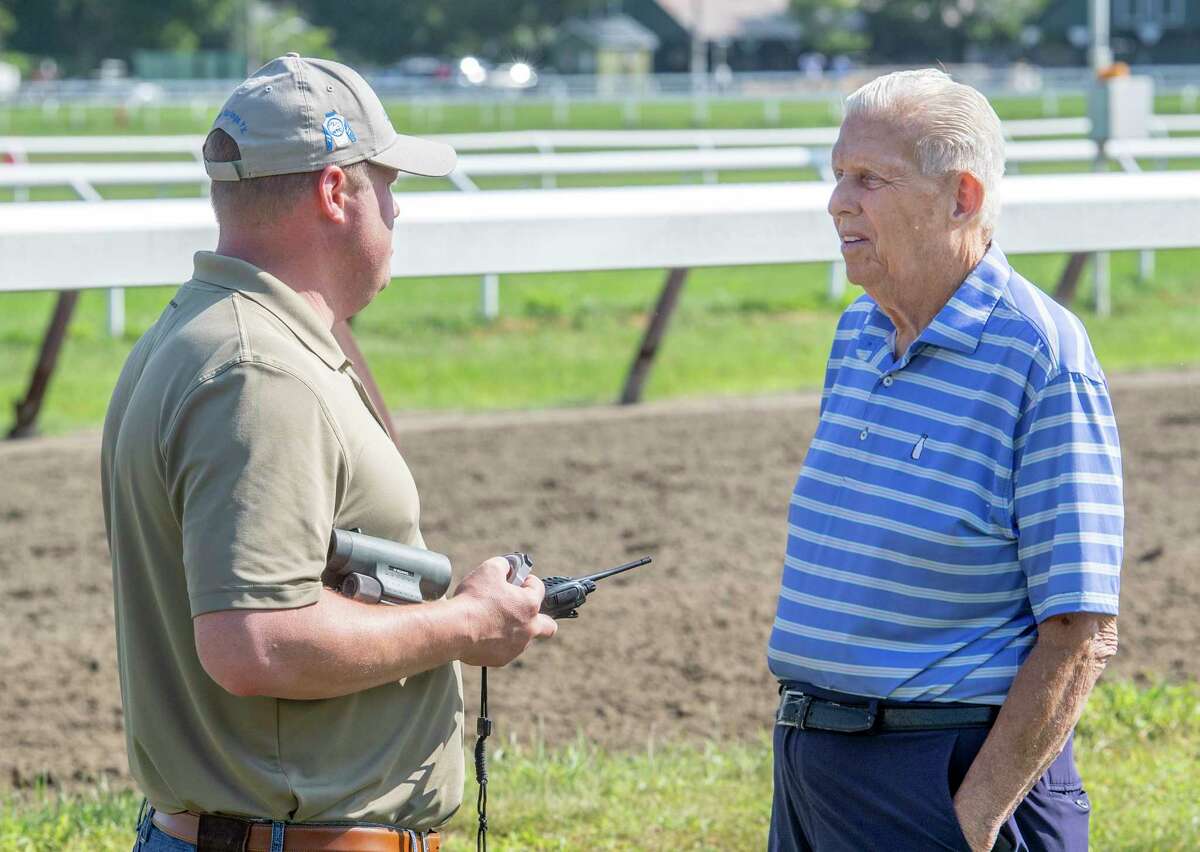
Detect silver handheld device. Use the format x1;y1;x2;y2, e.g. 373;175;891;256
324;528;453;605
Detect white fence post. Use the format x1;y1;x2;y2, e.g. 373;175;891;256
622;97;639;126
552;85;570;125
1138;249;1155;283
107;288;126;338
828;262;847;302
1181;85;1198;113
1093;251;1111;317
446;168;502;320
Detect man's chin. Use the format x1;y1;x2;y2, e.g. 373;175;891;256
843;265;875;289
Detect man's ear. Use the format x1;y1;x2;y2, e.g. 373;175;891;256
952;171;985;225
315;165;351;224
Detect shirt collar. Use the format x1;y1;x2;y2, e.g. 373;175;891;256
189;251;350;371
856;242;1011;362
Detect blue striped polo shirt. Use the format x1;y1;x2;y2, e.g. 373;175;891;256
767;243;1123;704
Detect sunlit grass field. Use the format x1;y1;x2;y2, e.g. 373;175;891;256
0;91;1194;139
2;681;1197;850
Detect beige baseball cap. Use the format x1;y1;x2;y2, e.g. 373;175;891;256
205;53;456;181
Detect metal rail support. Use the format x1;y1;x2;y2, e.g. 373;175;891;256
9;291;80;439
620;267;689;405
1054;253;1090;306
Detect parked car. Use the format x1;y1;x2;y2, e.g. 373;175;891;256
487;61;538;90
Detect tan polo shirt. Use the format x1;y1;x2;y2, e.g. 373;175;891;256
100;252;464;827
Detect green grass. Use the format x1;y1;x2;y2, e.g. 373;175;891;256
3;248;1199;436
2;681;1196;850
0;93;1191;140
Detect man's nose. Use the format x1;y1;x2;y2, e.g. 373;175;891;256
827;179;856;220
392;196;400;219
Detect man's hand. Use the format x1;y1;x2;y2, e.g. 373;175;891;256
948;612;1117;852
453;557;558;667
953;797;1003;852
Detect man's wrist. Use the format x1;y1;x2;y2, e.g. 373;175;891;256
440;594;483;660
953;790;1003;851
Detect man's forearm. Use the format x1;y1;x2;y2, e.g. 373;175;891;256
196;588;479;700
953;613;1118;849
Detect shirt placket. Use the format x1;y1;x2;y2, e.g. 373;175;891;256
342;364;391;438
855;331;904;445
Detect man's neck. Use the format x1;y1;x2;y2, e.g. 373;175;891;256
871;239;987;356
215;236;339;329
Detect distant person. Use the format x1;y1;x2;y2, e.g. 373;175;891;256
101;53;556;852
800;53;825;80
766;69;1121;851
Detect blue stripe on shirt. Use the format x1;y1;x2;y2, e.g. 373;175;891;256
767;243;1123;704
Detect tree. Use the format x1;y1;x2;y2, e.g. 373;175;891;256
293;0;594;66
249;2;335;67
0;2;15;45
5;0;243;73
791;0;1050;63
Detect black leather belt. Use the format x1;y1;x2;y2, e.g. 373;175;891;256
776;688;999;734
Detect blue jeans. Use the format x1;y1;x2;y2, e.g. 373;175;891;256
132;802;287;852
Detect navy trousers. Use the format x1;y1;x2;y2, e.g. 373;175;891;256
769;719;1090;851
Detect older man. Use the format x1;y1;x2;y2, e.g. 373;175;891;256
767;70;1121;852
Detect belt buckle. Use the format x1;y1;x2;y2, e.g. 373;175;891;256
776;690;813;730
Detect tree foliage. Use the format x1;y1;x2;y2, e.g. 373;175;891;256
3;0;242;72
292;0;594;65
251;2;335;66
1;0;601;73
2;0;1054;75
791;0;1050;62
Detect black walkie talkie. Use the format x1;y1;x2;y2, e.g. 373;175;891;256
538;557;652;618
474;554;652;851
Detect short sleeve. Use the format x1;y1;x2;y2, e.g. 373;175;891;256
164;361;347;616
1014;370;1123;622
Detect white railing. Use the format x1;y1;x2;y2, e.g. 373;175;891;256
5;137;1200;197
1;171;1196;291
5;113;1193;162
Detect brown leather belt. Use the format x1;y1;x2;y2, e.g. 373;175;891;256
152;810;440;852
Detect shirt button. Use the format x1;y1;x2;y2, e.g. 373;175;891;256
882;375;894;387
859;429;869;440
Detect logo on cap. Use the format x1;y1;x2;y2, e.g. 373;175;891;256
322;110;357;152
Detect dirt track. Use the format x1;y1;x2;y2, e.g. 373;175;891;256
1;371;1197;792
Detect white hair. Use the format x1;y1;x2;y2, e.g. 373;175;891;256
844;69;1005;237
